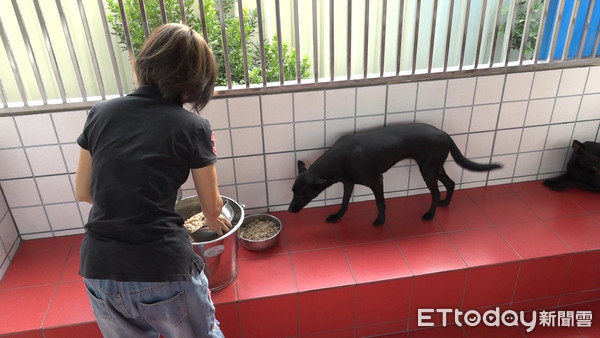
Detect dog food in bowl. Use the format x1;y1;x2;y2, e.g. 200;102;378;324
240;219;279;240
239;214;282;251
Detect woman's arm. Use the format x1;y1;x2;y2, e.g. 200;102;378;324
191;164;232;235
75;148;94;204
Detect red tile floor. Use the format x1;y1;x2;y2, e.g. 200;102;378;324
1;180;600;337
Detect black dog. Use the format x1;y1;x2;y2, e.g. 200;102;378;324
543;140;600;192
288;123;502;225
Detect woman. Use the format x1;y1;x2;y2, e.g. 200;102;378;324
75;23;230;337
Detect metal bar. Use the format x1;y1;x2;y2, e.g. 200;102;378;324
518;0;535;64
330;0;335;81
364;0;370;78
198;0;209;42
159;0;168;23
488;0;503;68
33;0;66;103
548;0;568;61
504;0;519;66
275;0;285;84
0;15;28;105
97;0;123;96
138;0;150;38
594;15;600;57
217;0;232;89
562;0;581;61
363;0;370;79
0;78;7;108
380;0;388;77
428;0;438;73
474;0;487;68
443;0;455;71
533;0;551;63
5;57;600;116
459;0;471;70
312;0;319;82
294;0;301;83
347;0;353;79
412;0;421;74
77;0;106;100
117;0;138;81
395;0;404;75
12;0;47;104
237;0;250;87
578;0;596;58
179;0;187;25
256;0;267;86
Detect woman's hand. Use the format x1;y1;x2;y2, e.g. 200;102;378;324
204;214;232;236
191;164;232;236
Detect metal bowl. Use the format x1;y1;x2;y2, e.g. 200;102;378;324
239;214;282;251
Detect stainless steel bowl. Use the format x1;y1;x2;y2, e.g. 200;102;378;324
239;214;282;251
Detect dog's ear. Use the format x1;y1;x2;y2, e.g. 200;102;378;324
297;161;307;173
573;140;583;152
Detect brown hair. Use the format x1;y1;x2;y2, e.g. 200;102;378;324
135;23;217;112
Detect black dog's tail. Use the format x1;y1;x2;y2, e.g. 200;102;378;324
448;137;502;171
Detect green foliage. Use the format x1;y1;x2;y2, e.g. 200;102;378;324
105;0;311;86
500;0;545;58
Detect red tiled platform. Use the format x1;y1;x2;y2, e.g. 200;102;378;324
1;181;600;337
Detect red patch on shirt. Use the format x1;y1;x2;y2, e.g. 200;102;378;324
211;131;217;155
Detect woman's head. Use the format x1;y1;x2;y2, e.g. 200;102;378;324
135;23;217;112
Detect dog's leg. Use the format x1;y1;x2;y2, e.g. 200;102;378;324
438;169;455;207
370;175;386;226
326;181;354;223
420;167;441;221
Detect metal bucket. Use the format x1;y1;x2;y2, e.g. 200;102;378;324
175;195;245;291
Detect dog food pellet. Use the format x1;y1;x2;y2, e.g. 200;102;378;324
240;219;279;241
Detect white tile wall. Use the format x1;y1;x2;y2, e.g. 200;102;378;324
387;83;417;113
262;93;294;124
1;66;599;241
0;185;20;281
416;80;447;110
356;85;386;115
326;88;356;118
0;117;21;148
446;78;476;107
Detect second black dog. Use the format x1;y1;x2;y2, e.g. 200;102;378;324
288;123;502;225
543;140;600;192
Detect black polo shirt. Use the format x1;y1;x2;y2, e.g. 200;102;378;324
77;85;217;281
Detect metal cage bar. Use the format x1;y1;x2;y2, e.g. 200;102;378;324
33;0;66;103
379;0;388;77
237;0;250;87
12;0;48;104
78;0;106;100
427;0;438;73
443;0;455;71
0;15;28;106
294;0;302;83
217;0;232;89
474;0;487;68
411;0;421;74
2;0;600;114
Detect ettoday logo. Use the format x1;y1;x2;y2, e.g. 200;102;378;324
418;308;593;332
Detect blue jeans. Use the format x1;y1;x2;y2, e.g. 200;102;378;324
84;259;224;338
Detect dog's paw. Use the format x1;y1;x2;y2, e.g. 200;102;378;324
326;215;341;223
421;212;434;221
543;179;566;191
439;199;451;207
373;218;385;226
